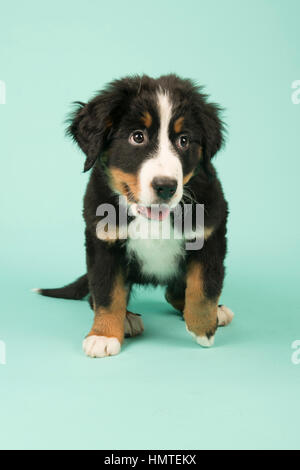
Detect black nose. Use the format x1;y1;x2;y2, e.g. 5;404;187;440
151;177;178;201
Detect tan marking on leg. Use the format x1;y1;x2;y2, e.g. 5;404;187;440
109;168;140;202
87;272;127;343
141;111;152;128
184;262;218;338
174;116;184;133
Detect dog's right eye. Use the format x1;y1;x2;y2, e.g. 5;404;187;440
129;130;148;146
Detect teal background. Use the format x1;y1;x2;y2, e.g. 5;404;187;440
0;0;299;450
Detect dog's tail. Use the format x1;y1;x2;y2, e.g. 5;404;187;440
33;274;89;300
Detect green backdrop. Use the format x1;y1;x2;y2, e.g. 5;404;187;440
0;0;299;450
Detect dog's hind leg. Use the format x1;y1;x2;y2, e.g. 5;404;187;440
217;305;234;327
165;290;185;313
124;312;144;337
165;280;186;313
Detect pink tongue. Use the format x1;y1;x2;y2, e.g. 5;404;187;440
138;205;170;221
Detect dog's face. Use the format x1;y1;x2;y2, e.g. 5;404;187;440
69;75;223;219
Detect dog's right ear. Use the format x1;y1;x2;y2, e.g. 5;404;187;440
67;97;117;172
67;77;150;172
67;79;137;172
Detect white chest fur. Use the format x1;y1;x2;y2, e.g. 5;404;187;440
126;214;184;282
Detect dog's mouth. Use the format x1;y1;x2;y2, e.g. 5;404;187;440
136;204;171;221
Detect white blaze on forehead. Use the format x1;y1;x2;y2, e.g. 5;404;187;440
138;90;183;206
157;91;173;151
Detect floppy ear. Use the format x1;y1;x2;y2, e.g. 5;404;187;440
193;96;225;173
201;102;224;161
67;82;132;172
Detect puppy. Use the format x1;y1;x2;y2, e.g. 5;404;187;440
36;75;234;358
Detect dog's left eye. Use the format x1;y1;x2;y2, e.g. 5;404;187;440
176;135;190;150
129;130;148;146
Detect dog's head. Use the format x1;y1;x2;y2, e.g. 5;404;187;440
68;75;224;219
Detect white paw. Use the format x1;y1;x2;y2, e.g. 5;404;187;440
217;305;234;327
124;312;144;337
83;336;121;358
186;328;215;348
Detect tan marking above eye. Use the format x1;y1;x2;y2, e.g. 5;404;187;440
174;116;184;134
141;111;152;128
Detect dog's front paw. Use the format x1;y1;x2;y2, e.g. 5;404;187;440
186;327;215;348
83;335;121;358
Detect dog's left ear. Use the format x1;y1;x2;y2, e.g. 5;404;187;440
67;82;130;172
193;96;225;171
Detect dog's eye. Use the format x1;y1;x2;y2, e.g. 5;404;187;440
176;135;190;150
129;130;147;146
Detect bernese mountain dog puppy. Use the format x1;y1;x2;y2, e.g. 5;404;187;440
36;75;234;358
